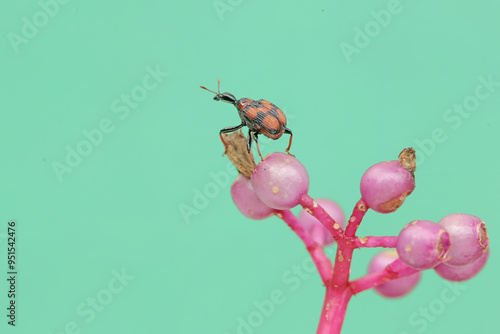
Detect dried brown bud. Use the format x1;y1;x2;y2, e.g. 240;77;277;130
398;147;416;179
223;131;256;178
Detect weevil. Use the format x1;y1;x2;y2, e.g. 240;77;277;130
200;79;293;160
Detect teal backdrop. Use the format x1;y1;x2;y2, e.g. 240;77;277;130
0;1;498;333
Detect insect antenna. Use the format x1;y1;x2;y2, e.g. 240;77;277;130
200;78;221;95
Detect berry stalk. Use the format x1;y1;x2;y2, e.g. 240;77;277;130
331;200;369;286
344;199;368;237
299;194;344;240
349;258;420;294
277;210;333;283
316;200;371;334
354;236;398;248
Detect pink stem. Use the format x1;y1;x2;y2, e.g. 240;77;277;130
331;239;353;286
296;195;400;333
299;194;344;240
317;286;352;334
277;210;315;248
349;258;420;295
344;199;368;237
354;236;398;248
277;210;333;284
330;200;368;286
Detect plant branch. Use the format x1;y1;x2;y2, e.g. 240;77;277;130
349;258;420;295
354;236;398;248
277;210;334;284
344;199;368;237
299;194;344;240
317;286;352;334
330;200;368;286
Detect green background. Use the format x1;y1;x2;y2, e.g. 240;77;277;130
1;0;498;333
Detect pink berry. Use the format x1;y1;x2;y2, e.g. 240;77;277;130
396;220;451;270
368;250;421;298
360;160;415;213
298;198;345;246
434;249;489;282
231;174;275;220
438;213;489;267
251;153;309;210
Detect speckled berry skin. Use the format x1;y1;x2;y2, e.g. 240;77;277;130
438;213;489;267
251;152;309;210
368;251;421;298
360;160;415;213
396;220;451;270
231;174;275;220
434;249;489;282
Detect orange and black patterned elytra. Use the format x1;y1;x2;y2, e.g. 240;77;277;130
200;79;293;160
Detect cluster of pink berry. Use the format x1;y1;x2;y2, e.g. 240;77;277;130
228;149;489;333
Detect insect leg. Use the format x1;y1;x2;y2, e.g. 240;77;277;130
284;128;295;157
220;123;245;147
247;129;253;153
252;132;264;161
244;130;258;165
